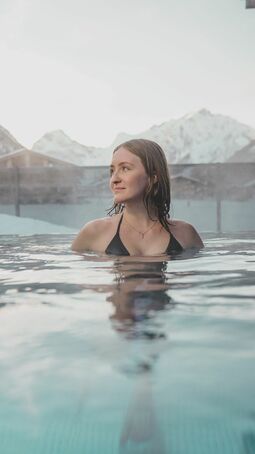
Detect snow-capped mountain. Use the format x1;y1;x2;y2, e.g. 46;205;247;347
32;130;106;166
109;109;255;164
1;109;255;165
0;125;25;156
32;109;255;165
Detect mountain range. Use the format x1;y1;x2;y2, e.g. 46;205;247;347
1;109;255;165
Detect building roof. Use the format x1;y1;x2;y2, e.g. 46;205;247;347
0;148;77;166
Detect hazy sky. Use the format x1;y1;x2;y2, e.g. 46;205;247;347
0;0;254;148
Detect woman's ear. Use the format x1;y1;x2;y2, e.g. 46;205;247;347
153;174;158;183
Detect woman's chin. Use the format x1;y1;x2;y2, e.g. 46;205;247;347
114;194;127;204
113;192;127;203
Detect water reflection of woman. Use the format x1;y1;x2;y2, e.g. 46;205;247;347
106;260;171;454
108;260;172;334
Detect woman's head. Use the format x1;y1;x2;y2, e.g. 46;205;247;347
108;139;171;232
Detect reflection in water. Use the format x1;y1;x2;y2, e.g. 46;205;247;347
107;259;171;454
119;373;165;454
109;289;173;340
108;260;174;347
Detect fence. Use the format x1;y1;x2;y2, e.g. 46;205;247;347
0;163;255;232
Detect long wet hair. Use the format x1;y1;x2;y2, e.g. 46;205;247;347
106;138;172;234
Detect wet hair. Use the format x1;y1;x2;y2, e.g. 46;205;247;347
106;138;172;233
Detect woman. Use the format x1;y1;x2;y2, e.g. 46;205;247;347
71;139;204;256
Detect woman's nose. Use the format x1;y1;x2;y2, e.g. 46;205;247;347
111;170;121;182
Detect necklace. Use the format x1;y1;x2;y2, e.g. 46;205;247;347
123;215;158;239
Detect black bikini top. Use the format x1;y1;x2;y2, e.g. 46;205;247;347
105;214;183;256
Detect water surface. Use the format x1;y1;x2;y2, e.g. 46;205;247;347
0;233;255;454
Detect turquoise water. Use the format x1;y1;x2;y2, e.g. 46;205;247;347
0;233;255;454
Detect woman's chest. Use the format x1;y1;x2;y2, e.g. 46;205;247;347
119;230;171;256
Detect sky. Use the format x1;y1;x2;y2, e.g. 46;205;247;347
0;0;254;148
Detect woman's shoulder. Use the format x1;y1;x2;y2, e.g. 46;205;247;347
168;219;204;249
71;215;120;252
84;216;113;231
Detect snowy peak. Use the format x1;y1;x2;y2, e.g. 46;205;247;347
32;130;103;165
33;129;91;152
0;125;25;156
38;129;72;145
182;108;213;121
109;109;255;164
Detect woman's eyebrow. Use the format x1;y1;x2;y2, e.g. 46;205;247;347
110;161;134;168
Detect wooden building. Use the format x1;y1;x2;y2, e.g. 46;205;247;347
0;149;76;168
171;174;209;198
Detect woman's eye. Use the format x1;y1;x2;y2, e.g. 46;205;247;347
110;166;129;175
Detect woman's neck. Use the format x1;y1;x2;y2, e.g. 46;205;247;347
122;202;158;227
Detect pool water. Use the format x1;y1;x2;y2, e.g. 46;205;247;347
0;233;255;454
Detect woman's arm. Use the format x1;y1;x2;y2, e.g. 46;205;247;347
71;220;102;252
186;223;204;249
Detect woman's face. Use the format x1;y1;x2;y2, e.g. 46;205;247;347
109;147;150;204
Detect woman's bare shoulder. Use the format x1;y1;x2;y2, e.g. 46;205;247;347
76;217;109;236
168;219;204;249
71;215;119;252
85;216;113;230
71;216;118;252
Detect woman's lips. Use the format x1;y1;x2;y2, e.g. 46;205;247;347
114;188;125;191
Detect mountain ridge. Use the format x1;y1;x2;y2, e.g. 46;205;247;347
0;125;25;156
0;109;255;165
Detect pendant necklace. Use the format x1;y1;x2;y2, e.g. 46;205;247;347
123;216;158;239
